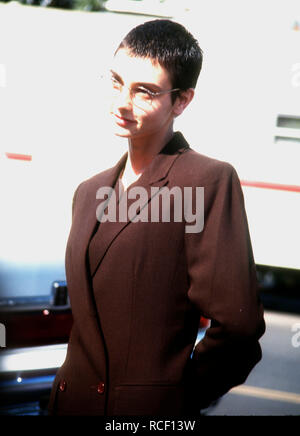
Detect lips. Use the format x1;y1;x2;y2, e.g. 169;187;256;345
113;113;136;126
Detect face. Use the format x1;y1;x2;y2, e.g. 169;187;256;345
109;48;176;141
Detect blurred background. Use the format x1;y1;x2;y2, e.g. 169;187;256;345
0;0;299;415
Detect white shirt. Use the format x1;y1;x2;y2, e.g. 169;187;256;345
119;155;142;191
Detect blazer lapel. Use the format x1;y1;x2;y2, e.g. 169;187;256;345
69;151;128;268
64;152;128;377
88;132;190;277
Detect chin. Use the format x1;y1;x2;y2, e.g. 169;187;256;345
113;128;132;138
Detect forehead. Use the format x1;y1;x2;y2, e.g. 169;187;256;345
112;48;171;87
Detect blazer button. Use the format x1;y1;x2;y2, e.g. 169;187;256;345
97;382;105;394
59;380;67;392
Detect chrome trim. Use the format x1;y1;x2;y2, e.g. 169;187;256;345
0;344;67;373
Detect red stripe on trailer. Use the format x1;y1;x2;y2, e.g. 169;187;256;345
5;152;32;161
241;180;300;193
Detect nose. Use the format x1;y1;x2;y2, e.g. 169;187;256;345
115;85;133;109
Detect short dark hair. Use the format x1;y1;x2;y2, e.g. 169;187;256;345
116;19;203;94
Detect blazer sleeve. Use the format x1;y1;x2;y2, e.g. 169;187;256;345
71;182;84;219
184;163;265;410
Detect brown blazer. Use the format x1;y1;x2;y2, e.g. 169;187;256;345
48;132;265;416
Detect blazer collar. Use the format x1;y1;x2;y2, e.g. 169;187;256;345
110;131;190;187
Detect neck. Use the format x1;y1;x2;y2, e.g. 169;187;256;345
127;125;174;175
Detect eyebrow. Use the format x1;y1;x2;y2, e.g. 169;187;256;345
110;69;123;83
109;69;163;92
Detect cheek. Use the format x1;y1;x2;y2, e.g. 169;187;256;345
138;107;171;130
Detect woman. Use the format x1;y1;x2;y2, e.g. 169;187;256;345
48;19;265;416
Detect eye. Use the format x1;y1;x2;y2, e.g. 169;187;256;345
135;87;153;99
110;76;122;89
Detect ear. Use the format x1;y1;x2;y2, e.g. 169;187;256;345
172;88;195;117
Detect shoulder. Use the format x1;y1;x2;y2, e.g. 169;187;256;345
74;166;117;198
74;151;127;197
80;167;112;188
70;166;117;218
171;145;238;187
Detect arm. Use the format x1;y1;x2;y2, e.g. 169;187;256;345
184;163;265;410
